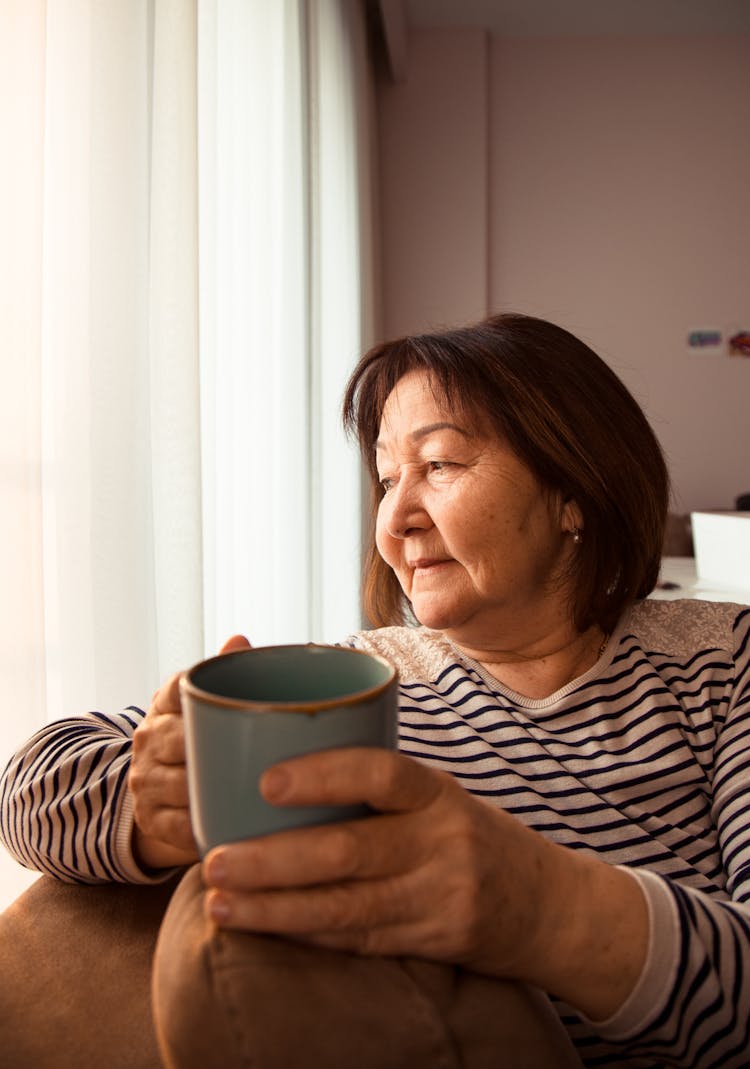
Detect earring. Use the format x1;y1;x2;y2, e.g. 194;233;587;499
572;527;583;545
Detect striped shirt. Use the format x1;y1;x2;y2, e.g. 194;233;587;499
2;598;749;1068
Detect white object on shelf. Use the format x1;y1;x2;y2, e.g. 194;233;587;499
653;557;750;604
691;512;750;592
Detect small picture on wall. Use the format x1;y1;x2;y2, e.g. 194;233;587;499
687;329;722;353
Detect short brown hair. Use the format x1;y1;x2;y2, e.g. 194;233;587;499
342;313;669;634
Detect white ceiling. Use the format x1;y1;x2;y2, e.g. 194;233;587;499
405;0;750;36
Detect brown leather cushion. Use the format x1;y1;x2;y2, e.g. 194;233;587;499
153;865;584;1069
0;872;180;1069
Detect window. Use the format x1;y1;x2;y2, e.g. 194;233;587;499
0;0;374;759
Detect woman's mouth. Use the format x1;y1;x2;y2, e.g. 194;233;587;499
409;558;451;577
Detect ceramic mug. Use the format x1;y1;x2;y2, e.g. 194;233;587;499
180;643;398;855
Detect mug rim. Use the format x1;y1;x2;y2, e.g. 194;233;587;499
180;642;398;714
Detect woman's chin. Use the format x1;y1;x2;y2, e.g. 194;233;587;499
410;597;464;633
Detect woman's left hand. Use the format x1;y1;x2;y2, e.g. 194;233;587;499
201;747;557;978
202;747;651;1021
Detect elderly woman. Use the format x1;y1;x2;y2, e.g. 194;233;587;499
2;314;749;1069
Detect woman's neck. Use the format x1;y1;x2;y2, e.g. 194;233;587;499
452;624;609;700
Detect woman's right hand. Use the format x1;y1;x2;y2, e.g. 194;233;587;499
129;634;251;870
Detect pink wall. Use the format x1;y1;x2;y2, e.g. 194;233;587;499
377;29;750;512
377;28;489;336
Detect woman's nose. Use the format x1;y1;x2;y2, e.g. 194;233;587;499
381;476;430;539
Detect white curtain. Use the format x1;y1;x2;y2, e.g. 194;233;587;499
0;0;373;761
198;0;371;652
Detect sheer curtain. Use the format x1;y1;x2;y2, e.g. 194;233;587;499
0;0;373;764
199;0;372;652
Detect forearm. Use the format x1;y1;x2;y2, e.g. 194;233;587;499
487;834;650;1022
0;710;164;884
519;846;750;1069
470;825;645;1017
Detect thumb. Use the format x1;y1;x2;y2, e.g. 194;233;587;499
219;634;252;655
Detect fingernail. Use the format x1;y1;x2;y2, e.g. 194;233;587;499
207;891;230;925
204;852;227;887
261;765;290;801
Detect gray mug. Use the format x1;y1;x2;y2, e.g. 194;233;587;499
180;643;398;855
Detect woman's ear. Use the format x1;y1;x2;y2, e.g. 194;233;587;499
561;497;584;535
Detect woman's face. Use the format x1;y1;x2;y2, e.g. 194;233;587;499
375;370;581;646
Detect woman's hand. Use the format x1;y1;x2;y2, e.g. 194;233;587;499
202;748;555;970
201;747;649;1022
129;634;251;871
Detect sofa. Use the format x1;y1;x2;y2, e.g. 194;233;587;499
0;863;585;1068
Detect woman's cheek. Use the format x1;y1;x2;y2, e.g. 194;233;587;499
374;511;392;564
376;535;400;577
375;527;410;594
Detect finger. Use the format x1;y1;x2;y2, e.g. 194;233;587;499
150;672;183;717
140;805;196;854
133;713;186;765
260;748;450;814
205;887;443;961
156;807;196;852
204;875;416;937
293;921;444;960
219;634;252;654
135;829;199;871
203;812;419;893
131;762;190;809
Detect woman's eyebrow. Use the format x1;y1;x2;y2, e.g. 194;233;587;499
375;422;471;451
411;421;471;442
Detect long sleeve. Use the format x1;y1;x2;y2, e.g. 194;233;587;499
588;609;750;1067
0;707;165;885
591;870;750;1067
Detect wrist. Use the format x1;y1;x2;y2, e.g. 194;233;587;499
517;841;649;1021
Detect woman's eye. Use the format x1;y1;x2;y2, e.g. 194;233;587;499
379;476;394;492
428;460;452;473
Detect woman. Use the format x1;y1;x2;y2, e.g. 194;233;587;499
2;314;749;1068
